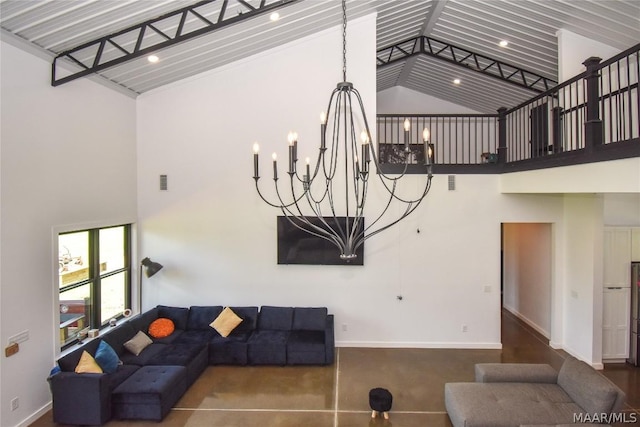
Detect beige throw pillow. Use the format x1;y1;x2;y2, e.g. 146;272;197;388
123;330;153;356
75;350;103;374
210;307;243;337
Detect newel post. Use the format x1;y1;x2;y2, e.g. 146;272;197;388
497;107;507;164
583;56;603;150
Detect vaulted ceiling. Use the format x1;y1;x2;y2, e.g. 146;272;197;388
2;0;639;113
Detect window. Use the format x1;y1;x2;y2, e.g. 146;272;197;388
58;225;131;348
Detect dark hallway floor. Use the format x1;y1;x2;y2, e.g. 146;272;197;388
32;309;639;426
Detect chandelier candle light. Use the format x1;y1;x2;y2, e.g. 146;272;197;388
252;0;433;261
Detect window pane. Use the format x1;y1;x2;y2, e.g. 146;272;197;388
100;226;125;274
101;272;126;323
59;284;91;347
59;231;89;287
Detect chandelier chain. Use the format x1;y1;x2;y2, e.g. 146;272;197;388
342;0;347;82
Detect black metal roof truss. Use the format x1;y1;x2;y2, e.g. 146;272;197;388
377;36;557;93
51;0;299;87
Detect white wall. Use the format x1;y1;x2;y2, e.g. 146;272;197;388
556;29;621;82
136;14;572;351
501;158;640;194
377;86;481;114
562;194;605;366
503;223;552;338
604;193;640;226
0;41;137;427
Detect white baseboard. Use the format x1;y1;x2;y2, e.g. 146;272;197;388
16;402;51;427
502;306;550;339
336;341;502;349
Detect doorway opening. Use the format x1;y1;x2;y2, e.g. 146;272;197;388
501;223;553;340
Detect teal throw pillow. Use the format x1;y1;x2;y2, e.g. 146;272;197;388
94;340;120;374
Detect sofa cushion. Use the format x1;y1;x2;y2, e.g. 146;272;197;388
123;331;153;356
287;331;325;353
174;330;214;345
127;308;158;333
148;318;175;339
149;342;205;364
119;343;167;366
247;330;289;365
475;363;558;383
209;332;252;365
258;306;293;331
107;364;140;392
211;307;243;337
228;306;259;334
287;330;326;365
94;340;120;374
58;339;101;372
292;307;327;331
75;351;102;373
157;305;189;330
112;365;187;422
187;306;223;330
102;322;138;356
557;356;620;414
445;382;582;427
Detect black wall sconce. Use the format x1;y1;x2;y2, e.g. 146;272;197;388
141;257;163;278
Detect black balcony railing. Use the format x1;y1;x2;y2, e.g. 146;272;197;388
377;43;640;174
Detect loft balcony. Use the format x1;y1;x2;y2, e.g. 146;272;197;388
377;44;640;175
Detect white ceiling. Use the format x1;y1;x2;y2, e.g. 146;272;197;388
2;0;639;113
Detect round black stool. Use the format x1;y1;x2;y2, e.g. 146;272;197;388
369;387;392;420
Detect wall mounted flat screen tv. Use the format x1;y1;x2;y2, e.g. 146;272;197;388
277;216;364;265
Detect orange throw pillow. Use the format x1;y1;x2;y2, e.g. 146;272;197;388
148;318;175;338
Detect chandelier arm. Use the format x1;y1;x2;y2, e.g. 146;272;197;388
374;173;434;205
361;180;397;235
276;179;346;250
350;86;416;182
303;147;333;205
281;213;346;251
324;94;341;181
355;177;433;251
271;177;309;210
298;202;350;251
253;179;306;209
346;90;362;208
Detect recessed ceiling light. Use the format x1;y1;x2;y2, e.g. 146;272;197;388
453;78;461;85
147;55;159;63
499;40;509;47
270;12;280;21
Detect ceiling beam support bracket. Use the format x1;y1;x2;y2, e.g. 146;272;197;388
377;36;557;93
51;0;299;87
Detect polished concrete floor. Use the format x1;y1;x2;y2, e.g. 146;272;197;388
32;310;640;427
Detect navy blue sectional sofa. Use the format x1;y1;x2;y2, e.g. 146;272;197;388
49;305;334;425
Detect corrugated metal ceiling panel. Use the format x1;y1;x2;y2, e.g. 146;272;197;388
101;1;376;93
376;60;405;92
405;55;534;113
375;0;432;49
2;0;638;111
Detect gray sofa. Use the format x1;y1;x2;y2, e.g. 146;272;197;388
445;356;626;427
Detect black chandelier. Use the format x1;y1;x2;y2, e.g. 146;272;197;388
252;0;433;260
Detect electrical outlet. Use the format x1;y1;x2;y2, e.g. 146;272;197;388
462;324;468;333
11;397;19;411
484;285;491;293
341;324;348;332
